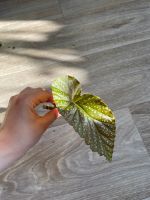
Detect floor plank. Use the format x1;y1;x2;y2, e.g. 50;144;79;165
58;0;150;24
0;108;150;200
0;0;150;199
130;101;150;154
0;0;62;20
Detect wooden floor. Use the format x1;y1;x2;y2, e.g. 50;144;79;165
0;0;150;199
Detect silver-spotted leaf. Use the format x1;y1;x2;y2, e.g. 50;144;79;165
51;75;116;161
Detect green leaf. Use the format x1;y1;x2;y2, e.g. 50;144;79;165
51;75;116;161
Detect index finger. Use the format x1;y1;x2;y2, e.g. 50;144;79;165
30;89;54;108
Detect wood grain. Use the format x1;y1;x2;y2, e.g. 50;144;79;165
0;109;150;200
0;0;150;199
130;101;150;154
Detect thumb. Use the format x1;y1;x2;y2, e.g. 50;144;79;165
39;108;59;129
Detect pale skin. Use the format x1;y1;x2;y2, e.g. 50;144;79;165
0;87;59;172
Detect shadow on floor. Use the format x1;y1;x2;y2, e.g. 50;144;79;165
0;0;88;79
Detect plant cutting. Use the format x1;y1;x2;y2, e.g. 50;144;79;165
44;75;116;161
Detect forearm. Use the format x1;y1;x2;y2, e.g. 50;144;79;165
0;128;25;172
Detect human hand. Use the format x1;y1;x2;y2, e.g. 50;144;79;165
0;87;59;171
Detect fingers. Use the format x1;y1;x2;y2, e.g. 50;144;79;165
39;108;59;129
31;89;54;108
19;87;54;108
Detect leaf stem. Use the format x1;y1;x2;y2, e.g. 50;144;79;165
43;103;56;110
